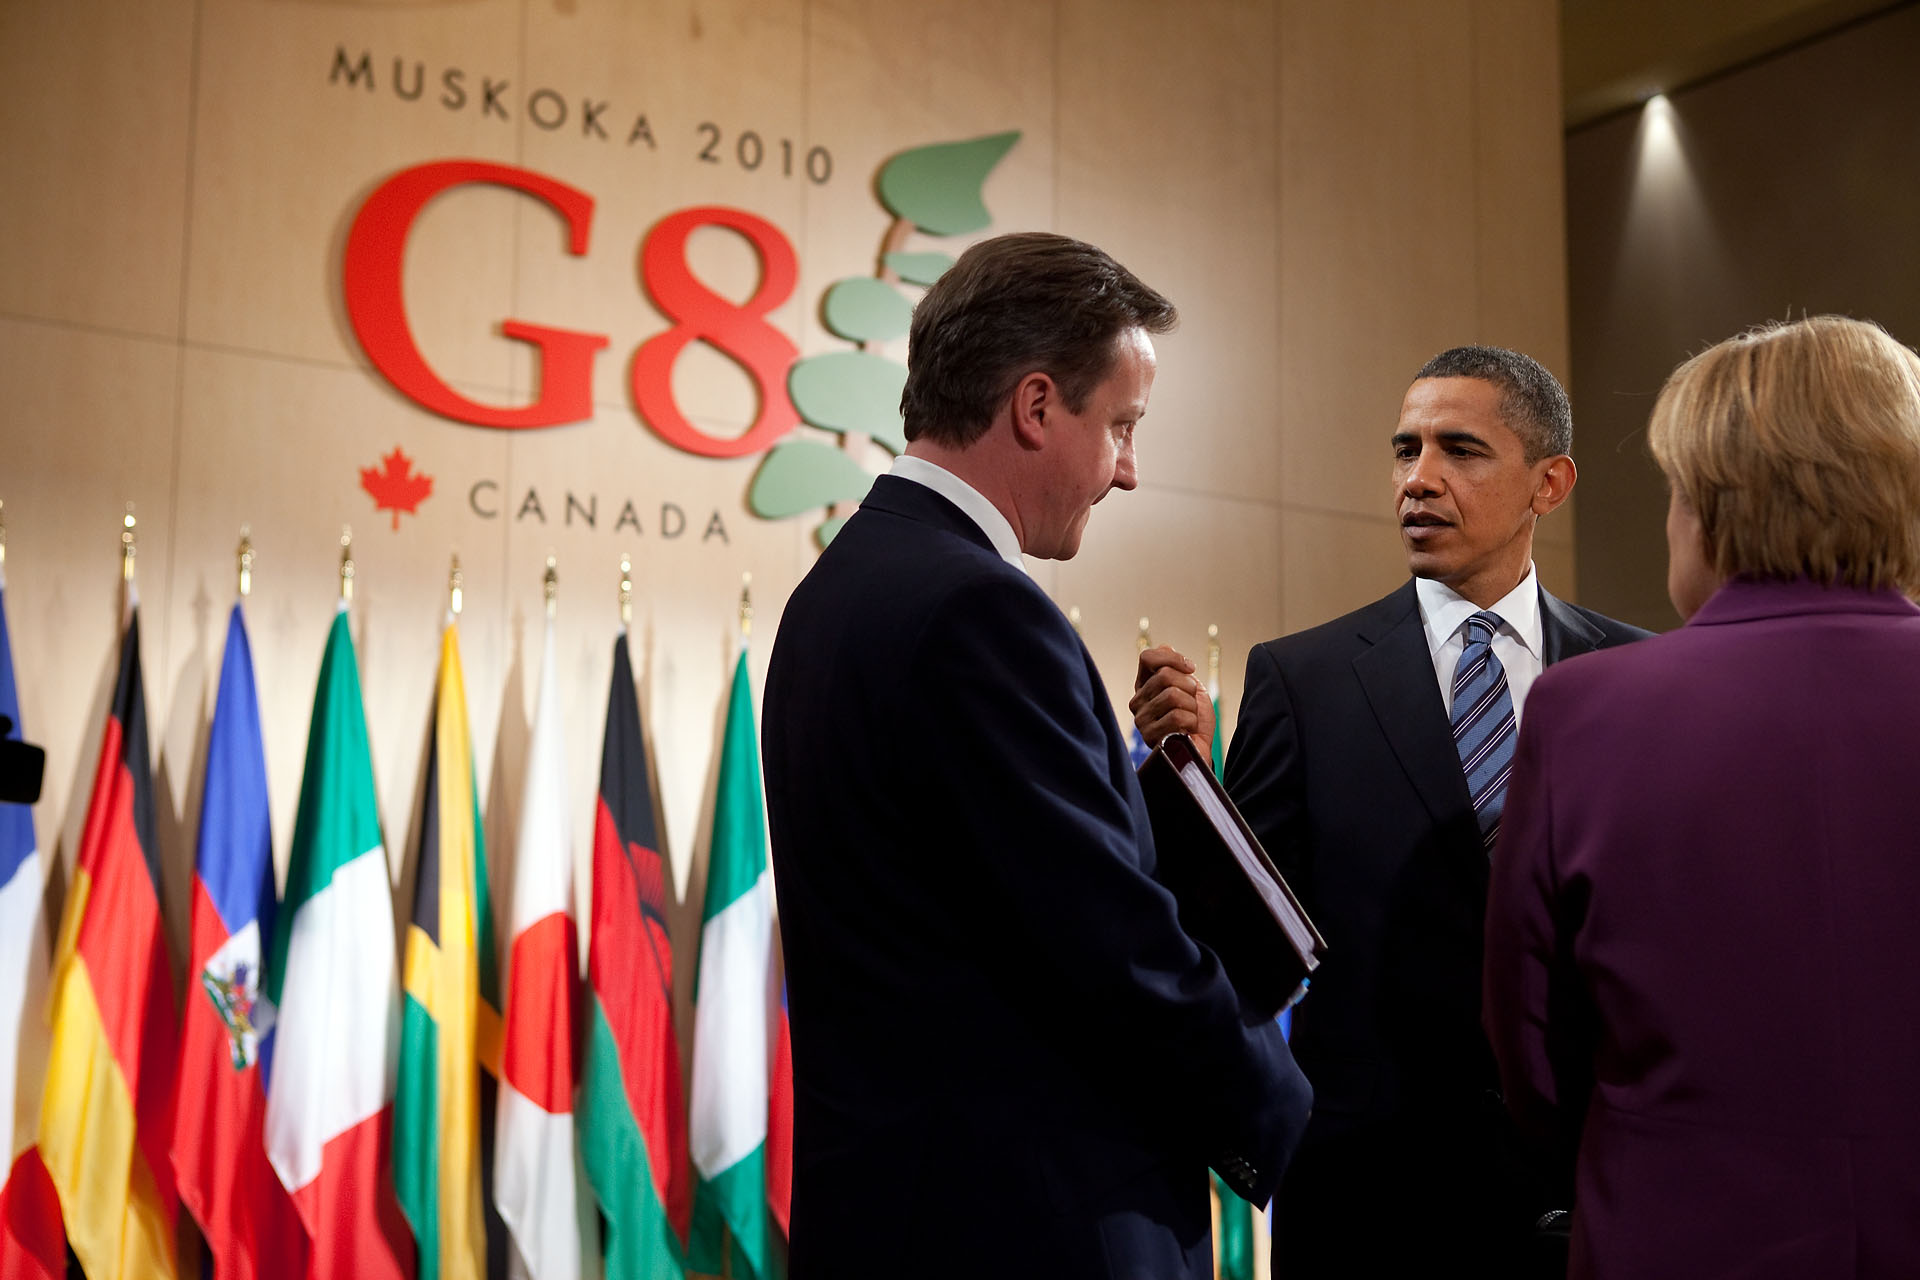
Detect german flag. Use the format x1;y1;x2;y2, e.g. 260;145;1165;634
396;622;501;1280
41;608;180;1279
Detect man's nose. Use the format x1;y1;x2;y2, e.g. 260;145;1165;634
1400;447;1441;497
1112;437;1139;492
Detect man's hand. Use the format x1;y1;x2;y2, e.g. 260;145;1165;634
1130;645;1216;768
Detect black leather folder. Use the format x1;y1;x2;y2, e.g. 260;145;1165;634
1137;733;1326;1020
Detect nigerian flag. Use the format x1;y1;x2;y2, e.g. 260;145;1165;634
687;652;775;1279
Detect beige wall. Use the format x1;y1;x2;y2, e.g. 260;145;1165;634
0;0;1569;1146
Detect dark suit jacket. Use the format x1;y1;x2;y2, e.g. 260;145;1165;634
1223;577;1647;1274
1486;577;1920;1279
763;475;1310;1280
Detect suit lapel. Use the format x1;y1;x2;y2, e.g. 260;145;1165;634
1352;582;1474;824
1540;587;1604;666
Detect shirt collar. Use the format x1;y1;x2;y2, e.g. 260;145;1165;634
1416;564;1543;658
888;455;1027;572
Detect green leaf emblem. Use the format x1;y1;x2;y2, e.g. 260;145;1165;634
876;131;1022;236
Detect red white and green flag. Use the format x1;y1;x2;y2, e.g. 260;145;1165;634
265;605;413;1280
687;652;775;1280
579;631;689;1279
495;615;585;1280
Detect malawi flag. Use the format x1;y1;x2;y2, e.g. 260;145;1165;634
173;603;306;1280
265;606;412;1280
579;631;689;1280
0;577;64;1280
688;652;775;1280
396;621;502;1280
495;615;584;1280
41;606;180;1279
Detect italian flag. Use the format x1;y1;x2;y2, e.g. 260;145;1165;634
687;652;775;1279
265;605;413;1280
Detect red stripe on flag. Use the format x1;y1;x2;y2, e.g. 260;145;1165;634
768;1002;793;1237
588;798;690;1242
174;879;306;1280
73;719;180;1223
291;1109;414;1280
0;1147;65;1280
501;910;579;1115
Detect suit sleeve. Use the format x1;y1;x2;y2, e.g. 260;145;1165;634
1483;673;1594;1169
913;574;1310;1201
1222;643;1312;903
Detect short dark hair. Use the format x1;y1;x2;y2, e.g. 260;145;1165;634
900;232;1177;447
1414;345;1572;461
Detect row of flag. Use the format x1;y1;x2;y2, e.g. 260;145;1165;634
0;567;790;1280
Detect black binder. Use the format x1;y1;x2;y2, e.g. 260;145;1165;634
1137;733;1326;1020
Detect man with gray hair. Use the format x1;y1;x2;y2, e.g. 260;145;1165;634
1136;345;1648;1277
765;232;1311;1279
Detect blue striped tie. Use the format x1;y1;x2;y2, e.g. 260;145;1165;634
1451;611;1516;852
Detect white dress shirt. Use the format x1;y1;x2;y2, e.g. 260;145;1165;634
1416;565;1545;727
887;455;1028;573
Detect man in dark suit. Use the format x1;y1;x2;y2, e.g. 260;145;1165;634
763;233;1311;1280
1135;346;1648;1276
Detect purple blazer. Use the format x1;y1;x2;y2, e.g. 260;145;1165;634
1485;577;1920;1279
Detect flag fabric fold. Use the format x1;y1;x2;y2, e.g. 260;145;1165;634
687;652;775;1280
265;605;413;1280
495;616;584;1280
396;621;502;1280
0;577;64;1280
173;603;306;1280
580;631;689;1280
41;606;179;1280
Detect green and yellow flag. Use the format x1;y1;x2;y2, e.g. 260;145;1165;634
396;621;502;1280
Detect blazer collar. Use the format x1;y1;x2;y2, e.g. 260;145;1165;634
855;474;999;558
1687;576;1920;627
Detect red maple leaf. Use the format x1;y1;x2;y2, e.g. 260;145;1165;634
359;446;434;531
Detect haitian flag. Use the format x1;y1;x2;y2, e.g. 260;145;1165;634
41;607;180;1279
265;606;412;1280
395;621;502;1280
579;631;689;1280
495;615;585;1280
0;576;63;1280
172;603;306;1280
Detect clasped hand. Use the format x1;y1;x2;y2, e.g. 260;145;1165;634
1129;645;1216;769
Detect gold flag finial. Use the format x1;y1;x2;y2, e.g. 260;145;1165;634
237;526;254;599
339;526;355;603
1067;605;1083;636
0;498;7;574
739;571;753;641
121;505;137;583
1136;616;1151;652
544;554;558;619
619;554;633;627
1207;623;1221;694
448;552;463;617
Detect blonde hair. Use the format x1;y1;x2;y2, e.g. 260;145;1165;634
1648;315;1920;594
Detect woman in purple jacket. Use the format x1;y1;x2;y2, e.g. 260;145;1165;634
1484;315;1920;1280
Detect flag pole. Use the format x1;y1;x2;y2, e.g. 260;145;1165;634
1207;623;1220;696
543;554;558;621
339;526;355;605
619;554;632;629
0;497;8;578
448;551;463;619
237;526;254;600
1137;615;1151;652
1067;605;1082;637
739;571;752;642
120;504;137;621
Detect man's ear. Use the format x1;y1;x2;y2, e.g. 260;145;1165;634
1532;455;1576;516
1009;371;1053;451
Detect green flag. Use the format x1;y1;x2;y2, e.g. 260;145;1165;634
687;653;776;1278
